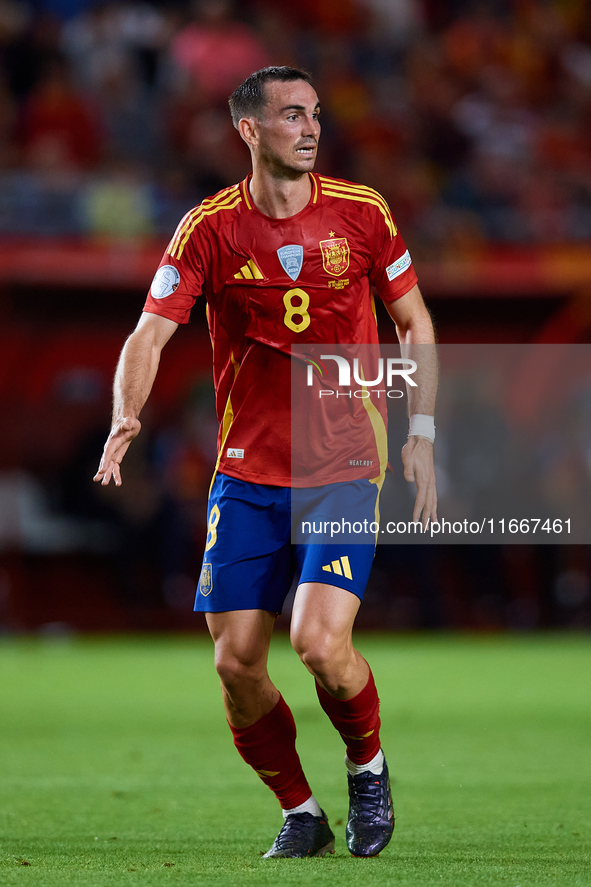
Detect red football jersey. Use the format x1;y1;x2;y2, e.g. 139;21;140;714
143;173;418;486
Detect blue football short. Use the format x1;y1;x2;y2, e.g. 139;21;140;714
194;473;381;614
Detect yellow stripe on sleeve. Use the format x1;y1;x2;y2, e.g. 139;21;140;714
319;176;393;217
168;187;237;255
319;177;397;237
171;195;242;259
321;189;396;238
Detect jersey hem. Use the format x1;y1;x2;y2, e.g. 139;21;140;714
142;305;190;325
218;466;382;488
380;271;419;302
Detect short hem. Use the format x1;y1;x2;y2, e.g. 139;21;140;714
297;573;365;600
194;602;283;615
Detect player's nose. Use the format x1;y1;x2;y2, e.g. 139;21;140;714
303;114;320;137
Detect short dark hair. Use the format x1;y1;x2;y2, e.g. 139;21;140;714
228;66;313;129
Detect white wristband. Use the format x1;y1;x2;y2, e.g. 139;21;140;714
409;414;435;442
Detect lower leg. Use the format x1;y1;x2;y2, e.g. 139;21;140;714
229;694;314;809
291;583;382;765
206;610;279;728
315;666;382;765
206;610;315;810
291;583;393;856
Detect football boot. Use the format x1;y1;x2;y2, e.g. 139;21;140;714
346;755;394;857
263;810;335;858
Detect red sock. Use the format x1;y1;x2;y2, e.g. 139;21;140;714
229;695;312;809
316;669;381;764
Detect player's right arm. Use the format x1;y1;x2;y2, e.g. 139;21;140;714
93;312;178;486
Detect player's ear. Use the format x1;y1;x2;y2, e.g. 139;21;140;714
238;116;259;148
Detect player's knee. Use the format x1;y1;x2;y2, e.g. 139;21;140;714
292;634;347;687
214;650;265;691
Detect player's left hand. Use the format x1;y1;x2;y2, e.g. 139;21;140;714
401;436;437;528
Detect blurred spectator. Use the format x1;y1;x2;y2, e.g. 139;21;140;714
170;0;269;105
82;158;155;237
62;1;174;95
19;56;102;170
2;8;61;101
94;59;162;165
0;73;17;166
452;65;537;164
357;0;424;49
165;83;249;193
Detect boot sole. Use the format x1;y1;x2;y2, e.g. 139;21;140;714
313;839;335;857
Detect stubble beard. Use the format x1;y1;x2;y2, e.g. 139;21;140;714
261;145;316;182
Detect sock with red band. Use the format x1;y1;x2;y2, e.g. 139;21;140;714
229;695;312;810
315;669;381;765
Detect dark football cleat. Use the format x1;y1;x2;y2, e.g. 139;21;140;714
346;756;394;857
262;810;335;858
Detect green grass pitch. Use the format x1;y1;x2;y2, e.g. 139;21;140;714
0;634;590;886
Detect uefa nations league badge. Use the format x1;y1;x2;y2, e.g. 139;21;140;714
150;264;180;299
277;245;303;281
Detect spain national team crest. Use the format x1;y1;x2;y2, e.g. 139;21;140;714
319;237;350;277
199;563;213;597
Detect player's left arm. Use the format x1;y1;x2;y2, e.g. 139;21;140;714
384;283;438;526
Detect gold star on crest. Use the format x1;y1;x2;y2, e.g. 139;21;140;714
329;230;336;237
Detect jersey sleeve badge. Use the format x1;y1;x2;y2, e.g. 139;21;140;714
150;264;181;298
319;237;350;277
386;250;412;281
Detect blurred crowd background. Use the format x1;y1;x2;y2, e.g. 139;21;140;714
0;0;590;243
0;0;590;633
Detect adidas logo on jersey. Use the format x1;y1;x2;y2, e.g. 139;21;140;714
321;556;353;579
226;448;244;458
234;259;263;280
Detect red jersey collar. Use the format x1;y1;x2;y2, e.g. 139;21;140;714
240;173;319;217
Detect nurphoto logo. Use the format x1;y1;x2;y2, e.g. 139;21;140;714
306;355;417;387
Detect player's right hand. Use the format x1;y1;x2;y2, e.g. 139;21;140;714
93;417;141;486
